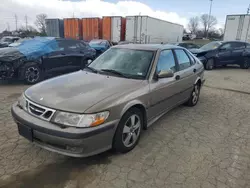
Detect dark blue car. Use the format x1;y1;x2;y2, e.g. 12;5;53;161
190;41;250;70
0;37;96;84
89;39;112;56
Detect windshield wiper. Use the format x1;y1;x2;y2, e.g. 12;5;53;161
101;69;128;78
84;66;98;73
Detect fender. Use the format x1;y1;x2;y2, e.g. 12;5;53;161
119;99;147;119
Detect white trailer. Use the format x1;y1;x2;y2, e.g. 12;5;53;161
125;16;184;44
224;14;250;42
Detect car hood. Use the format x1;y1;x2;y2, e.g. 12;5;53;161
0;47;25;62
25;71;144;113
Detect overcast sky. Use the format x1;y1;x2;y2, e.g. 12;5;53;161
0;0;249;32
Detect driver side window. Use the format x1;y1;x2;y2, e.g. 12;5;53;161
221;43;232;50
157;50;177;73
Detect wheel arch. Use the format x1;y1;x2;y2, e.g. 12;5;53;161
120;100;148;130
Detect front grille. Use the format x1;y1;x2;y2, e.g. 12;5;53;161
26;98;56;121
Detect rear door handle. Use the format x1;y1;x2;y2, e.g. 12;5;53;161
175;75;180;80
61;53;66;55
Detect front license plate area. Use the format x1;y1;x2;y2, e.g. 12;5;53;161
18;123;33;142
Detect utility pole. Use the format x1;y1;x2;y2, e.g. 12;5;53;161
14;14;18;31
247;4;250;14
207;0;213;38
25;15;28;30
6;22;10;31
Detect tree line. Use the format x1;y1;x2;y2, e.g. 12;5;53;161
187;14;224;39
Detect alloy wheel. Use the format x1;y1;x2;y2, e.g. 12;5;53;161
122;114;141;148
25;67;40;83
192;85;200;104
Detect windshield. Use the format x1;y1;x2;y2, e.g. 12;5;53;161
0;37;13;43
88;48;155;79
200;41;222;51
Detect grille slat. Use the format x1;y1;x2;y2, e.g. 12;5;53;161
25;98;56;121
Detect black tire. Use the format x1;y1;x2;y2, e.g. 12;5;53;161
113;108;143;153
240;57;250;69
19;62;43;84
205;58;215;70
186;83;201;107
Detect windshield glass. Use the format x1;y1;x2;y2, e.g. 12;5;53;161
0;37;13;42
200;41;222;51
89;40;107;46
88;48;155;79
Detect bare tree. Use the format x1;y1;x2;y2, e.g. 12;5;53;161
188;16;199;34
200;14;217;37
35;14;47;34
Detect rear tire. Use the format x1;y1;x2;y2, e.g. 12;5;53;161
205;58;214;70
240;57;250;69
113;108;143;153
19;62;43;84
186;83;201;107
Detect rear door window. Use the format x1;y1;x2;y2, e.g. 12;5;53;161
174;49;192;70
231;42;246;50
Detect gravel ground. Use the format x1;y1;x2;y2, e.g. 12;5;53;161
0;68;250;188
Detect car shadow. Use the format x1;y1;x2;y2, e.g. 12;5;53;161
0;150;117;188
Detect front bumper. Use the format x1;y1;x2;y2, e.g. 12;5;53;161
11;103;118;157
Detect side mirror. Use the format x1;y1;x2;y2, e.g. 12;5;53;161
157;70;174;79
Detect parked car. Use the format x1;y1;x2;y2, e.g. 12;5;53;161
89;39;112;56
0;37;96;84
172;42;200;50
11;44;205;157
0;36;20;48
182;34;196;41
118;41;133;45
190;41;250;70
8;38;32;47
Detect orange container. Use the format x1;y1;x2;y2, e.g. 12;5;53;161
102;16;126;42
102;17;112;41
64;18;82;40
82;18;102;41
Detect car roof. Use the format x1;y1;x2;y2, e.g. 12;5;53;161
113;44;184;51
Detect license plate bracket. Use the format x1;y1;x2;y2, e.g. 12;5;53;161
18;124;33;142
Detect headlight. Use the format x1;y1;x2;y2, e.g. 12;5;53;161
17;94;27;110
51;111;109;128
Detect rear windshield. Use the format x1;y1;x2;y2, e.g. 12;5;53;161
89;48;155;79
89;40;107;46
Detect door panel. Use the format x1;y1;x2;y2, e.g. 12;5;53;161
217;43;233;65
148;50;181;120
42;51;69;74
230;42;245;63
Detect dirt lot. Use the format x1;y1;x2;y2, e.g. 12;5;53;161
0;67;250;188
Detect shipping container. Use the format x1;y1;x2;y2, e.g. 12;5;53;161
64;18;82;40
125;16;184;44
102;16;126;42
82;18;102;41
224;14;250;42
45;19;64;38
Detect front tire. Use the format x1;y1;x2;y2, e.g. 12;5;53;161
186;83;201;107
205;58;215;70
240;57;250;69
19;62;42;84
113;108;143;153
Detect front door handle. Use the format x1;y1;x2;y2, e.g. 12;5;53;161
175;75;180;80
61;53;66;55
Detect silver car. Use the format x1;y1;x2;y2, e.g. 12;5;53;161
11;44;205;157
